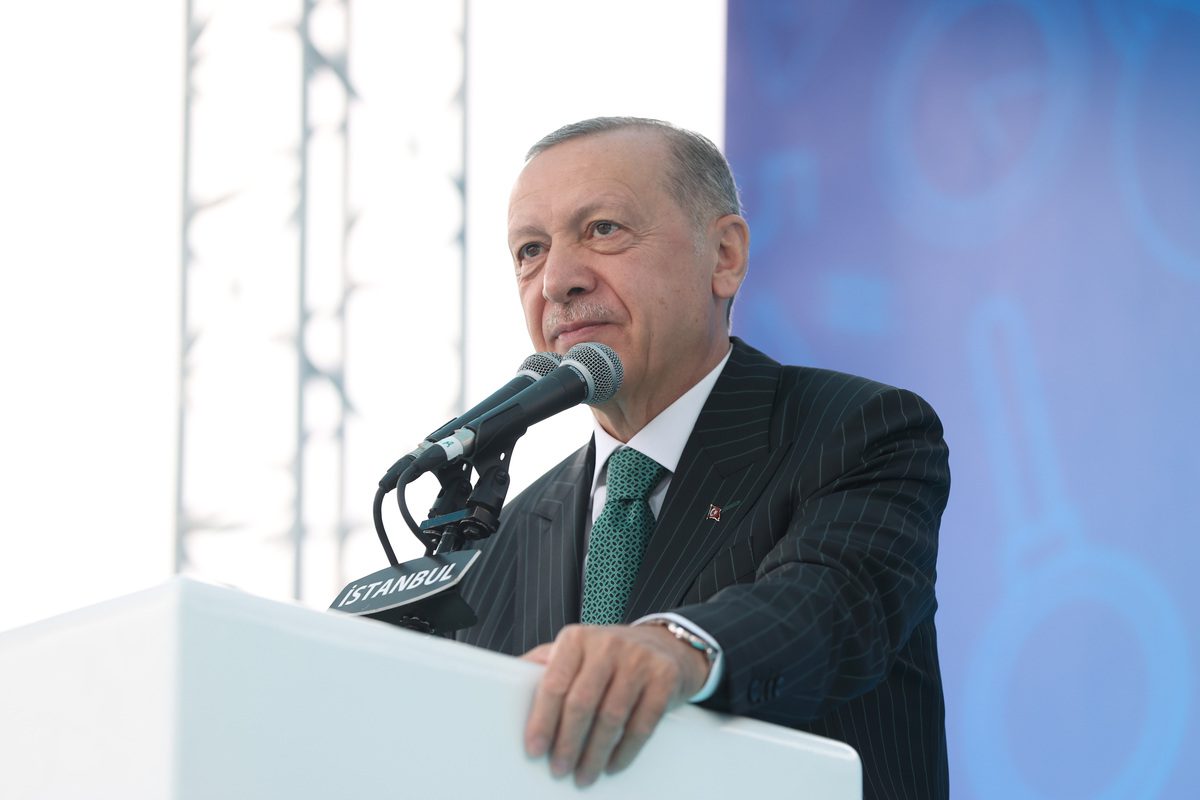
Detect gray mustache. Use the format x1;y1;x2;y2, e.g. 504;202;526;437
545;302;613;330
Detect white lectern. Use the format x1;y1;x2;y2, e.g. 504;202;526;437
0;578;861;798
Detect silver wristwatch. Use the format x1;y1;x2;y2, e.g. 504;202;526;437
655;620;718;665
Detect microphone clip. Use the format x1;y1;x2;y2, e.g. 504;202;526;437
419;431;520;556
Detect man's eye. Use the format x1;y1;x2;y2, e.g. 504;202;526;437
592;221;619;237
519;242;544;260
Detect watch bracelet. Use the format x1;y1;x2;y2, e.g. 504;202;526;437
656;619;718;664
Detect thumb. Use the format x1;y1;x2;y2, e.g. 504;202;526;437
521;642;555;664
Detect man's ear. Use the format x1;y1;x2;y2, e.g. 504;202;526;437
711;214;750;302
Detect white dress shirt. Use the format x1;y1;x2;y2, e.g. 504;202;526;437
586;345;732;702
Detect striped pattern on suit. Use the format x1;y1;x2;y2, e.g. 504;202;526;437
457;338;951;799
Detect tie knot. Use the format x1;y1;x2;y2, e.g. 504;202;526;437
605;447;667;502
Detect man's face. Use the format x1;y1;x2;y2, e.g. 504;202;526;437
506;129;726;408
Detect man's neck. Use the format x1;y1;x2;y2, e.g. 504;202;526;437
591;338;731;443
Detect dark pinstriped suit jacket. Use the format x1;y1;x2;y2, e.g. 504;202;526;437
457;338;950;799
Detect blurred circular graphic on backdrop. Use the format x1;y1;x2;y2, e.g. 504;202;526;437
877;0;1085;248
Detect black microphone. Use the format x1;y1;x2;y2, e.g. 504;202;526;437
408;342;623;476
377;351;562;488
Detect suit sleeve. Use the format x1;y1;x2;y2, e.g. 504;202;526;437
671;386;950;720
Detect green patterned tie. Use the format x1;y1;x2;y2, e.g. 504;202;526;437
581;447;668;625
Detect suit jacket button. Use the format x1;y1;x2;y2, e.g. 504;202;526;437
748;679;763;704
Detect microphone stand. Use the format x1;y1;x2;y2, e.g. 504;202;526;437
418;461;473;555
420;433;520;556
335;441;516;637
336;434;521;637
342;342;616;635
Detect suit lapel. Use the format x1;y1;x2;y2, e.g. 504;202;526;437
624;340;785;621
514;439;594;652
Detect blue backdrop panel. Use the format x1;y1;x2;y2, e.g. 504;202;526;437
725;1;1198;797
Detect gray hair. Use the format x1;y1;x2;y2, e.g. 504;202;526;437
525;116;743;231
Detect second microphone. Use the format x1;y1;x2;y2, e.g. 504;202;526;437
408;342;624;477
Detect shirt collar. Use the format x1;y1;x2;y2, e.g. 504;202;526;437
590;344;733;494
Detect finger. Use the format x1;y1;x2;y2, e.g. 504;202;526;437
573;678;643;788
521;643;554;665
549;647;615;778
524;634;583;759
605;681;672;775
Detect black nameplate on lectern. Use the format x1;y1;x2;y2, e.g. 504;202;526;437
330;550;480;634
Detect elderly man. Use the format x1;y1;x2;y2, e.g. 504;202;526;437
456;117;950;799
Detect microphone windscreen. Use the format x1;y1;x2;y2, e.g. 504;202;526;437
561;342;623;404
517;351;563;380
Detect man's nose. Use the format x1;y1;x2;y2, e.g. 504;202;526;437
541;245;595;304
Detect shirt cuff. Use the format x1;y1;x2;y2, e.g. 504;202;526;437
632;611;725;703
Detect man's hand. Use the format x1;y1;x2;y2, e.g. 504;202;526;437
521;623;710;788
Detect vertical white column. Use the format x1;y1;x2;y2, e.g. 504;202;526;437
180;0;307;599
